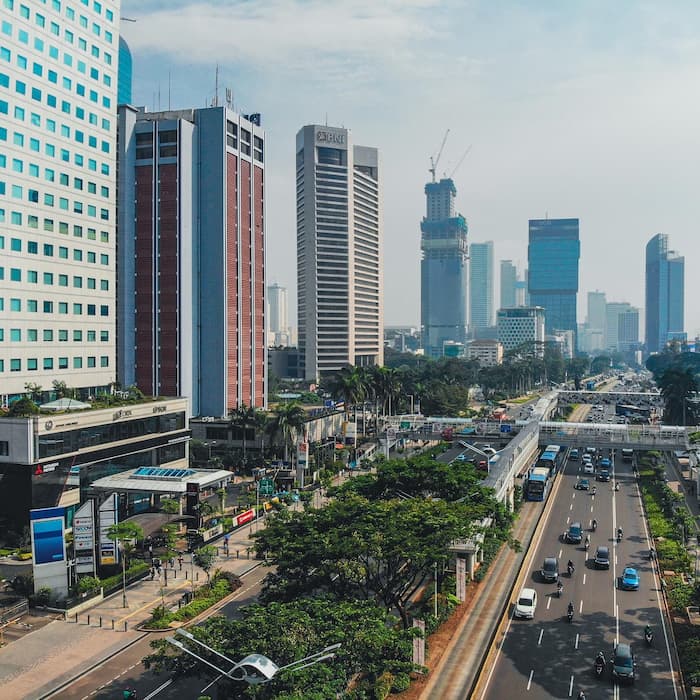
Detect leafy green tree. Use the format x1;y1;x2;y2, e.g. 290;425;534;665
267;401;306;465
326;365;367;418
227;403;266;462
255;494;477;628
106;521;144;608
659;366;698;425
192;545;217;583
143;596;416;699
8;397;39;416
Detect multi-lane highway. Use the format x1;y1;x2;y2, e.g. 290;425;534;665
478;450;680;699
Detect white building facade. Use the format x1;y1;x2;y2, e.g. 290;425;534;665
0;0;119;401
296;125;383;380
497;306;545;351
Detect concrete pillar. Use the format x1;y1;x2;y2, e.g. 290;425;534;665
467;552;476;579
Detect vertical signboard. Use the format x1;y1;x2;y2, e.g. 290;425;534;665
30;507;68;597
98;493;119;566
73;500;96;575
186;482;200;518
342;421;357;446
296;442;309;487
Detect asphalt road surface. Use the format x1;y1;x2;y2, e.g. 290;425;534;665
57;565;268;700
478;450;680;700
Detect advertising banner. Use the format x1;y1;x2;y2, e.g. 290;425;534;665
98;493;119;566
236;509;255;527
30;507;68;597
73;500;96;575
342;421;357;445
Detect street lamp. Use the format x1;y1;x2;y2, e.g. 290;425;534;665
167;629;340;686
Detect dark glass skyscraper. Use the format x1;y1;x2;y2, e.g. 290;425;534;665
645;233;685;353
528;218;580;337
421;178;468;357
118;37;133;105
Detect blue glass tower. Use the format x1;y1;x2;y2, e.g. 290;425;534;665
645;233;685;353
420;179;469;357
118;37;133;105
527;218;580;337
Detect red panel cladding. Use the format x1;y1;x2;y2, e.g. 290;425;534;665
157;163;179;396
240;159;252;404
225;153;239;411
134;165;154;393
253;165;265;406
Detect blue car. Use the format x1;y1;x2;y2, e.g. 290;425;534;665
621;567;640;590
599;457;611;469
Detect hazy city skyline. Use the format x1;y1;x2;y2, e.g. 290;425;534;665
121;0;699;336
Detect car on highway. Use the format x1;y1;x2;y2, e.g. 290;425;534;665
621;567;640;590
585;446;597;455
575;479;590;490
599;457;612;469
582;452;593;464
612;643;635;683
566;522;583;544
541;557;559;582
514;587;537;619
594;545;610;569
598;469;610;482
583;462;595;474
569;448;579;460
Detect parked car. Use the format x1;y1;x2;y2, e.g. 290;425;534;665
594;545;610;569
514;587;537;619
612;643;635;683
621;567;640;590
541;557;559;582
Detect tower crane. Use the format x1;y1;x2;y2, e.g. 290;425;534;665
429;129;450;183
448;145;472;179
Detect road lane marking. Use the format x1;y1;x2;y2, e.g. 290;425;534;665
572;493;575;499
570;503;573;511
583;573;586;585
568;675;574;696
559;548;562;558
546;596;551;610
537;628;544;645
574;633;579;649
143;679;173;699
527;670;534;689
579;599;583;614
566;516;570;524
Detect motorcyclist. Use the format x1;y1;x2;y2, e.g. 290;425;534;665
592;518;598;531
645;624;653;638
557;580;563;596
567;559;575;574
567;601;574;616
578;692;586;700
591;485;597;495
585;534;590;548
595;650;606;666
617;527;623;541
615;481;620;491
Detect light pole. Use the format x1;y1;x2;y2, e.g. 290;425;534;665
434;562;438;619
120;543;128;608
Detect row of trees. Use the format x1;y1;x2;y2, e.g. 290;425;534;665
647;346;700;425
144;454;512;697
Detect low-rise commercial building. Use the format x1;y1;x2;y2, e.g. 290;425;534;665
467;339;504;366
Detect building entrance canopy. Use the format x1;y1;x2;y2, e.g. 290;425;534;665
90;467;232;494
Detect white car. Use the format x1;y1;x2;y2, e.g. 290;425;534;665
583;463;595;474
514;587;537;619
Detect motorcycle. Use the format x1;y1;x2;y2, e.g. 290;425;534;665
591;519;597;532
585;541;590;552
556;582;563;598
617;529;623;543
567;605;574;623
594;658;605;678
645;627;653;646
567;563;575;576
615;482;620;492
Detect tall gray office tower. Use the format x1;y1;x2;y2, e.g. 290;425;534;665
587;291;606;333
500;260;517;309
296;126;383;381
645;233;685;353
267;283;288;335
420;178;469;357
470;242;494;333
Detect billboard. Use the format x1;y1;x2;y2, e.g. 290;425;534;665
30;507;68;597
98;493;119;566
73;500;96;575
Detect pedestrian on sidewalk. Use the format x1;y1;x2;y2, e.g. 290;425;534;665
178;555;183;570
149;567;155;581
148;544;153;559
168;557;175;569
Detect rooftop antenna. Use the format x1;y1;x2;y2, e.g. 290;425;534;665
168;70;171;110
429;129;449;183
213;63;219;107
325;112;328;126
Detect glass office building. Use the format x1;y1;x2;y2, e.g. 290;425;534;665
469;241;494;332
645;233;685;353
420;178;469;358
527;218;580;338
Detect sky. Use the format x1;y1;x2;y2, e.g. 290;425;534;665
120;0;700;338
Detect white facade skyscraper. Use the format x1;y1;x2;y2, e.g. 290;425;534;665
469;241;494;333
0;1;119;401
267;282;290;346
296;125;383;381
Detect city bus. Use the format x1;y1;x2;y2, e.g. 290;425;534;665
525;466;550;501
536;445;562;476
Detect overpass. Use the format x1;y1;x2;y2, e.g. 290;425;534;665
538;421;691;450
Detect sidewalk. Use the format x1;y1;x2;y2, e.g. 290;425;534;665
0;519;261;700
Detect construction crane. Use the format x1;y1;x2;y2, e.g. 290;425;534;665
447;145;472;179
429;129;450;183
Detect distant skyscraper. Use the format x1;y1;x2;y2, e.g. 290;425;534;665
469;242;494;332
528;218;580;338
296;125;383;380
500;260;517;309
420;178;469;358
587;291;606;332
497;307;545;352
618;308;640;352
267;283;288;335
605;302;632;351
118;106;267;415
645;233;685;353
0;1;119;401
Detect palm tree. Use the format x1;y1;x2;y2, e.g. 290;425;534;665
106;521;144;608
268;402;306;466
327;366;366;418
227;403;265;462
